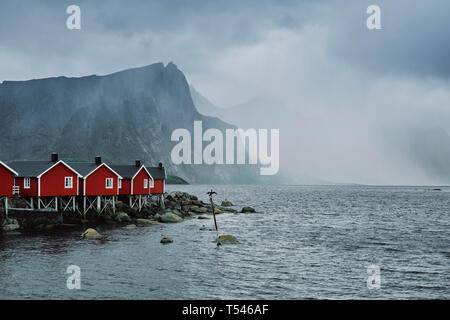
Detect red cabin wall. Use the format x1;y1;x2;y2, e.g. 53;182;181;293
119;179;131;195
85;165;119;196
15;177;38;197
0;165;14;196
78;177;84;195
40;163;79;197
132;169;151;195
150;179;165;194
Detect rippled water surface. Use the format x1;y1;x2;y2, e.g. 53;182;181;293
0;185;449;299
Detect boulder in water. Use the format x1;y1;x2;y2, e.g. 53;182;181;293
221;200;233;207
156;211;184;223
82;228;101;239
241;206;255;213
217;235;238;244
160;236;173;244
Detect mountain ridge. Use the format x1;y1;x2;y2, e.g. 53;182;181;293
0;62;259;184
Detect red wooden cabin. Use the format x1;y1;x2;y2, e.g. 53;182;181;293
147;163;167;194
0;161;18;197
111;160;153;196
8;154;82;197
70;157;122;196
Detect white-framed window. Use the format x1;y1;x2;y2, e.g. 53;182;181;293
150;179;154;188
144;179;148;189
118;179;122;189
65;177;73;188
24;177;30;189
106;178;113;189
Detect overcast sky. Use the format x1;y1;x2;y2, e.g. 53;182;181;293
1;0;450;184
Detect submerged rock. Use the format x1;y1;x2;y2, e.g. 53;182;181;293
160;236;173;244
241;206;255;213
82;228;101;239
198;216;210;220
123;224;136;229
216;235;238;244
136;219;159;225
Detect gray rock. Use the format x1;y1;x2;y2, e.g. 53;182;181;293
217;235;238;244
241;206;256;213
160;236;173;244
157;211;184;223
192;200;205;206
6;218;18;225
221;200;233;207
136;219;159;225
114;211;131;223
192;207;208;214
82;228;101;239
2;224;20;232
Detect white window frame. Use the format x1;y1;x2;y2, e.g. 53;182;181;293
106;178;113;189
150;179;154;188
24;177;30;189
118;179;122;189
64;176;73;189
144;179;148;189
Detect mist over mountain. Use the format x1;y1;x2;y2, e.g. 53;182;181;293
0;62;260;184
190;85;333;185
190;82;450;186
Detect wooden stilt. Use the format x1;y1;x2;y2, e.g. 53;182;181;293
112;196;116;214
73;197;76;211
160;194;165;209
55;197;58;211
97;196;101;213
83;196;87;219
38;197;41;209
5;197;8;218
31;197;34;210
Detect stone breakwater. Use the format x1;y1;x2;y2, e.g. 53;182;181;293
0;192;256;233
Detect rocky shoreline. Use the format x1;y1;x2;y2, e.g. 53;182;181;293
0;192;255;235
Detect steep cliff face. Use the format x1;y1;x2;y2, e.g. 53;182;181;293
0;62;259;183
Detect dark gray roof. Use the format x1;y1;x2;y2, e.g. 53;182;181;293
8;161;56;178
146;166;166;180
66;162;102;177
7;160;155;179
110;165;142;179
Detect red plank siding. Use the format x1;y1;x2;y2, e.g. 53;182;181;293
40;163;79;197
0;165;15;196
15;177;38;197
119;179;131;195
150;179;165;194
84;165;119;196
132;168;151;195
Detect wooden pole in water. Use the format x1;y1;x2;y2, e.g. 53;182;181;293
207;189;219;244
5;197;8;218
